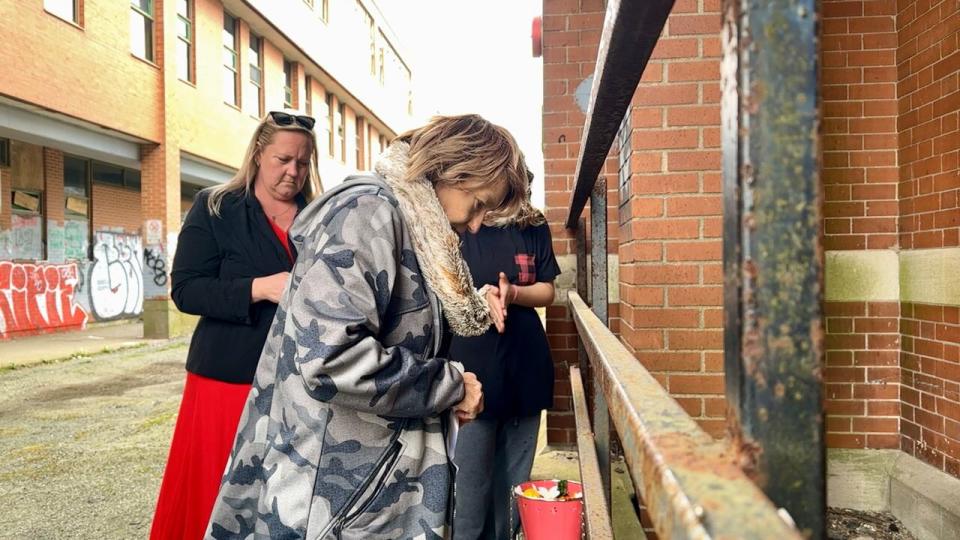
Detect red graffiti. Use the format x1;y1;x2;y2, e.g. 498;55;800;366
0;261;88;339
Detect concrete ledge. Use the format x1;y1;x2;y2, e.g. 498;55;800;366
890;452;960;540
827;449;960;540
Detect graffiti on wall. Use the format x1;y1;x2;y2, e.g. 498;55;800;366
64;220;89;261
0;261;88;338
84;231;143;320
143;244;168;299
10;214;42;260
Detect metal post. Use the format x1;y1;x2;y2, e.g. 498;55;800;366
721;0;825;536
576;219;589;377
590;178;611;503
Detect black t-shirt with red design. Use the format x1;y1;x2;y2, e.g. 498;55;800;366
450;222;561;419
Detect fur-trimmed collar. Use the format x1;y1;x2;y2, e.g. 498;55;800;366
374;142;491;337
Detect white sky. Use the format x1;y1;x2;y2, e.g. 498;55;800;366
375;0;546;208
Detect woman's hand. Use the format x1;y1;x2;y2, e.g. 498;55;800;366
454;371;484;425
484;286;507;333
251;272;290;303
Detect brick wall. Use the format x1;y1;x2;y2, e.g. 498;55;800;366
541;0;621;445
0;0;163;142
896;0;959;250
822;0;900;251
900;303;960;476
894;0;960;479
617;0;726;437
92;184;142;233
824;301;901;449
542;0;960;483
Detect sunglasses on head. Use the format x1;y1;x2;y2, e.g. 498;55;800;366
269;111;316;130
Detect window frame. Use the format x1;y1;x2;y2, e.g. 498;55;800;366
222;11;240;107
130;0;156;62
0;139;9;168
325;93;336;157
175;0;195;83
283;59;295;109
305;76;313;116
248;32;265;118
44;0;81;25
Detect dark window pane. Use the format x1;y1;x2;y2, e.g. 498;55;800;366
92;162;124;186
64;156;88;197
125;169;142;190
222;14;236;48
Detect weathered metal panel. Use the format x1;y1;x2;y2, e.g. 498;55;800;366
569;292;801;540
721;0;826;536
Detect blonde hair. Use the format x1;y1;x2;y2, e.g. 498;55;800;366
396;114;529;224
206;111;322;216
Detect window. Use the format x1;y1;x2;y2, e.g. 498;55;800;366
355;117;364;169
0;139;9;168
365;11;376;77
248;33;264;117
336;102;346;162
377;32;388;86
617;110;632;208
44;0;79;24
222;12;239;106
130;0;155;62
305;76;313;116
325;93;335;157
63;156;90;260
8;142;45;260
176;0;194;82
319;0;329;22
92;161;141;190
283;59;295;109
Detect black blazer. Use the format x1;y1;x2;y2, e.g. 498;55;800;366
171;189;304;384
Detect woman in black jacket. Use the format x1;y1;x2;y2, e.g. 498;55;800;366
150;111;321;540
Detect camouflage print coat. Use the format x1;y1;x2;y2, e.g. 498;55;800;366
206;144;495;540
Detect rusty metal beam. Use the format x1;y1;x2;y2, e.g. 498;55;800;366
570;365;615;540
721;0;825;536
564;0;674;229
568;291;801;540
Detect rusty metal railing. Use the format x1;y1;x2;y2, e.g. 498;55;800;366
568;291;801;539
559;0;825;536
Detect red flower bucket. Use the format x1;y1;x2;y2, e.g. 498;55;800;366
514;480;583;540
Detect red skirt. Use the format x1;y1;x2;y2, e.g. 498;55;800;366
150;372;250;540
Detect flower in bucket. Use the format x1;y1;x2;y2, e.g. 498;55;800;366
515;480;583;502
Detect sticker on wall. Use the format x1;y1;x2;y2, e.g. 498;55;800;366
145;219;163;246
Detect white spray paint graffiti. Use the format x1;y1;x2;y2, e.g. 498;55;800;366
87;231;144;320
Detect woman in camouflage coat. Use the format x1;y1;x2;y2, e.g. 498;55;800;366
206;115;530;540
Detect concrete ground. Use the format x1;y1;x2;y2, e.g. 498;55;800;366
0;324;642;539
0;338;186;539
0;321;160;371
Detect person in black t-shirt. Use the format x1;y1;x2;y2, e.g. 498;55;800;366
450;195;561;540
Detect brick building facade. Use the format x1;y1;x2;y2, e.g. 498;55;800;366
541;0;959;483
0;0;413;339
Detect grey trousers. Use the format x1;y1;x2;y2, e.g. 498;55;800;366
452;414;541;540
